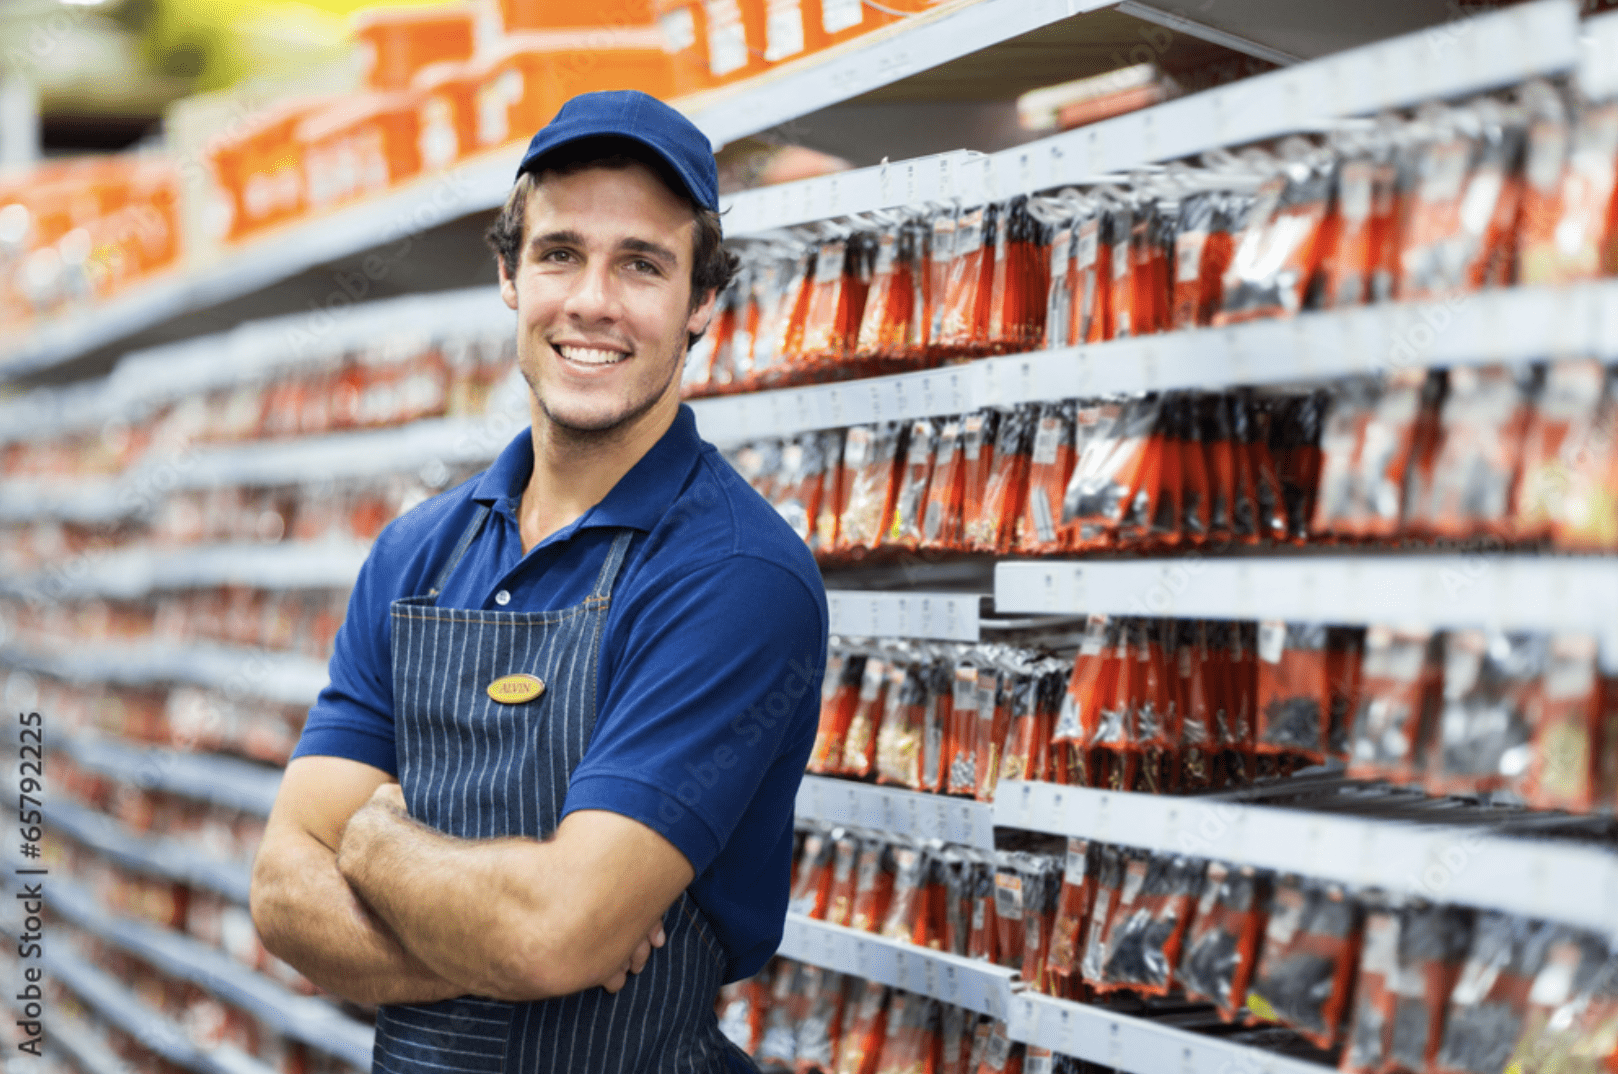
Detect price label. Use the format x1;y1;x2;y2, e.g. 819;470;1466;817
844;785;859;826
894;949;911;991
827;386;845;426
931;797;948;841
854;938;871;979
906;795;923;839
1107;1022;1124;1067
878;791;895;832
941;963;960;1004
922;956;939;999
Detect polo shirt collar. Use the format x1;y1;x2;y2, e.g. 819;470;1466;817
472;404;705;533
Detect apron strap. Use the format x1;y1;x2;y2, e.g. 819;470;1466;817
590;530;636;602
427;503;492;601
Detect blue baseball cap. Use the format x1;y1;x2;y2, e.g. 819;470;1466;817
515;90;719;212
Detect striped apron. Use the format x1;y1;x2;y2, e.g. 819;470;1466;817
373;504;754;1074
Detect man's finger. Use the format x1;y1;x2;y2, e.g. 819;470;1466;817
650;924;666;948
601;969;628;994
628;937;653;975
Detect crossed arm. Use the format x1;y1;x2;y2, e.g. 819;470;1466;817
249;755;696;1006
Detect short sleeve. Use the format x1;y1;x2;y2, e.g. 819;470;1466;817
562;555;826;875
290;539;402;774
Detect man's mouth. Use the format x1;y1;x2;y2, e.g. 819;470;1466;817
553;343;630;366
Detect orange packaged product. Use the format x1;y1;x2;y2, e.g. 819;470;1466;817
973;1020;1022;1074
795;965;849;1074
919;416;966;551
972;666;1013;802
1019;401;1077;554
887;418;937;549
1052;615;1115;750
1408;364;1535;541
1429;630;1546;798
850;841;896;933
1044;838;1094;995
881;845;931;943
1433;915;1559;1074
836;422;904;555
1106;196;1140;339
945;662;980;797
353;6;474;92
1179;396;1214;547
825;831;861;927
1245;878;1362;1049
1524;633;1601;813
1078;847;1127;989
809;653;863;773
835;980;890;1074
1067;199;1115;345
1178;863;1267;1021
1062;397;1161;548
839;656;891;777
787;830;836;919
1348;625;1439;785
967;405;1034;554
1311;380;1376;537
986;195;1050;352
1517;82;1579;286
772;432;829;547
209;99;327;242
992;855;1029;973
1018;856;1061;994
937;205;994;355
1170;190;1216;330
855;222;917;365
846;660;906;779
1042;206;1078;349
998;671;1044;787
1514;358;1608;542
1100;853;1202;997
875;664;930;789
800;233;870;368
1550;366;1618;553
1316;141;1382;309
1254;621;1330;762
1216;147;1334;324
761;248;817;386
1523;95;1618;281
956;409;1001;551
922;206;958;352
813;429;847;555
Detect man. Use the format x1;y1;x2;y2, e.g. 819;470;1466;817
249;91;827;1074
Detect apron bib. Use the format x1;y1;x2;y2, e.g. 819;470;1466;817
373;505;753;1073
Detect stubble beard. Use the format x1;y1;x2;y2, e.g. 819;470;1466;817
522;336;686;448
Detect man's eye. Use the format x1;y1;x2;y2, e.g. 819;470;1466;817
541;248;574;263
628;258;660;274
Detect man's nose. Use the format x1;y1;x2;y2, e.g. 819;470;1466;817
562;259;620;322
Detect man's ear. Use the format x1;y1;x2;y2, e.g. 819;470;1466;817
498;255;519;310
686;287;719;338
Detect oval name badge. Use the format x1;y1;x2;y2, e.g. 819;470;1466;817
487;673;546;704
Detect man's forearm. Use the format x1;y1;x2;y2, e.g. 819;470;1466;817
336;796;582;1001
250;825;468;1007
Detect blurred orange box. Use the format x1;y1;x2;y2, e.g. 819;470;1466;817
208;99;328;242
653;0;769;93
413;60;481;171
471;29;675;151
353;5;478;92
297;89;425;214
502;0;654;30
803;0;897;52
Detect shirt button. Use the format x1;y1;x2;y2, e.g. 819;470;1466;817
494;590;511;606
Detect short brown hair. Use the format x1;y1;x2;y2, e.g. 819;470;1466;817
485;137;738;348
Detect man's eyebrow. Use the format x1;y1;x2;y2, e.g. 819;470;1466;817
618;237;679;267
529;229;585;250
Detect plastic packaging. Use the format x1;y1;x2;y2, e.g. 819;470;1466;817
1246;877;1361;1048
1433;914;1559;1074
1179;862;1268;1021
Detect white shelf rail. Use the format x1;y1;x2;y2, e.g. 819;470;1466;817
1;539;370;600
1580;8;1618;100
46;877;375;1069
776;913;1019;1020
0;641;328;707
993;555;1618;639
1009;992;1329;1074
993;780;1618;942
720;0;1581;236
795;774;996;850
686;279;1618;447
57;733;283;817
827;589;984;642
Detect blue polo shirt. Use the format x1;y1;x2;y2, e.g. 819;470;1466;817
293;404;828;981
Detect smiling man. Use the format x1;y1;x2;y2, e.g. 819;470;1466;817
249;91;828;1074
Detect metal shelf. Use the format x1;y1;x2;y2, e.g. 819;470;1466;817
993;555;1618;640
776;913;1019;1020
827;589;984;642
1009;992;1328;1074
57;733;282;818
0;640;327;707
1581;8;1618;100
685;279;1618;447
45;877;375;1069
795;774;996;850
2;539;370;600
50;798;253;905
720;0;1580;236
993;780;1618;942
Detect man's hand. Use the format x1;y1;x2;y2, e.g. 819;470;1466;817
601;922;666;994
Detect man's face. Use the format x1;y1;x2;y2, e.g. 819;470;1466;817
499;161;715;438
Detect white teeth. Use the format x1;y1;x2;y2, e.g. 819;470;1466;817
557;344;628;366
